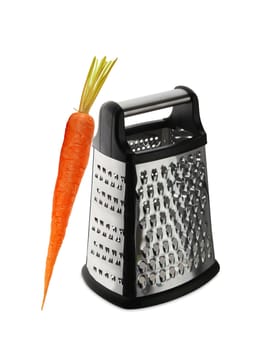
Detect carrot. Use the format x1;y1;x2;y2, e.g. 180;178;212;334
41;56;117;309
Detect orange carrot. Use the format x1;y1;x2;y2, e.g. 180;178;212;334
41;57;117;309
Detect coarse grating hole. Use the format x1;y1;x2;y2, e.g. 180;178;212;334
156;227;163;240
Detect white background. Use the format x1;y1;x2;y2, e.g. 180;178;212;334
0;0;263;349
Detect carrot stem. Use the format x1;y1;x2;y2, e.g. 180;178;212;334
79;57;117;114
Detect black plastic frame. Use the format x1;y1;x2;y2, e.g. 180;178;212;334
82;261;220;309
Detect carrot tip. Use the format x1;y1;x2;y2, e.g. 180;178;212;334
41;299;45;311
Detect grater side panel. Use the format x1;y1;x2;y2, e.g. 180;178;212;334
87;149;126;295
135;146;215;297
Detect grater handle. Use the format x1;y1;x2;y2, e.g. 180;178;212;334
94;86;205;161
119;89;191;117
120;86;205;136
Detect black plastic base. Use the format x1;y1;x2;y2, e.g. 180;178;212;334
81;261;220;309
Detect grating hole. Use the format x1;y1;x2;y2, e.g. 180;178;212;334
156;227;163;240
151;168;158;181
178;263;185;275
146;229;153;242
159;255;166;268
143;200;150;214
150;214;157;227
160;212;167;224
169;266;176;278
169;253;175;264
157;182;164;195
153;243;160;256
147;185;154;198
163;240;169;253
153;198;160;211
159;269;166;282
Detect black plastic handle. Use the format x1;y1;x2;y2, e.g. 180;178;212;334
118;88;191;117
93;86;206;161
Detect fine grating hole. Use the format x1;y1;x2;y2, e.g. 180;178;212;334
111;275;116;282
127;128;193;153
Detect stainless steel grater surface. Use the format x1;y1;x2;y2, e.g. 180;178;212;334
82;86;220;308
135;146;214;297
87;149;126;295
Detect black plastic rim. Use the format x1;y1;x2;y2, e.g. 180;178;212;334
81;261;220;309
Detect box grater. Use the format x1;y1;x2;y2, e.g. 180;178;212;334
82;86;220;308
